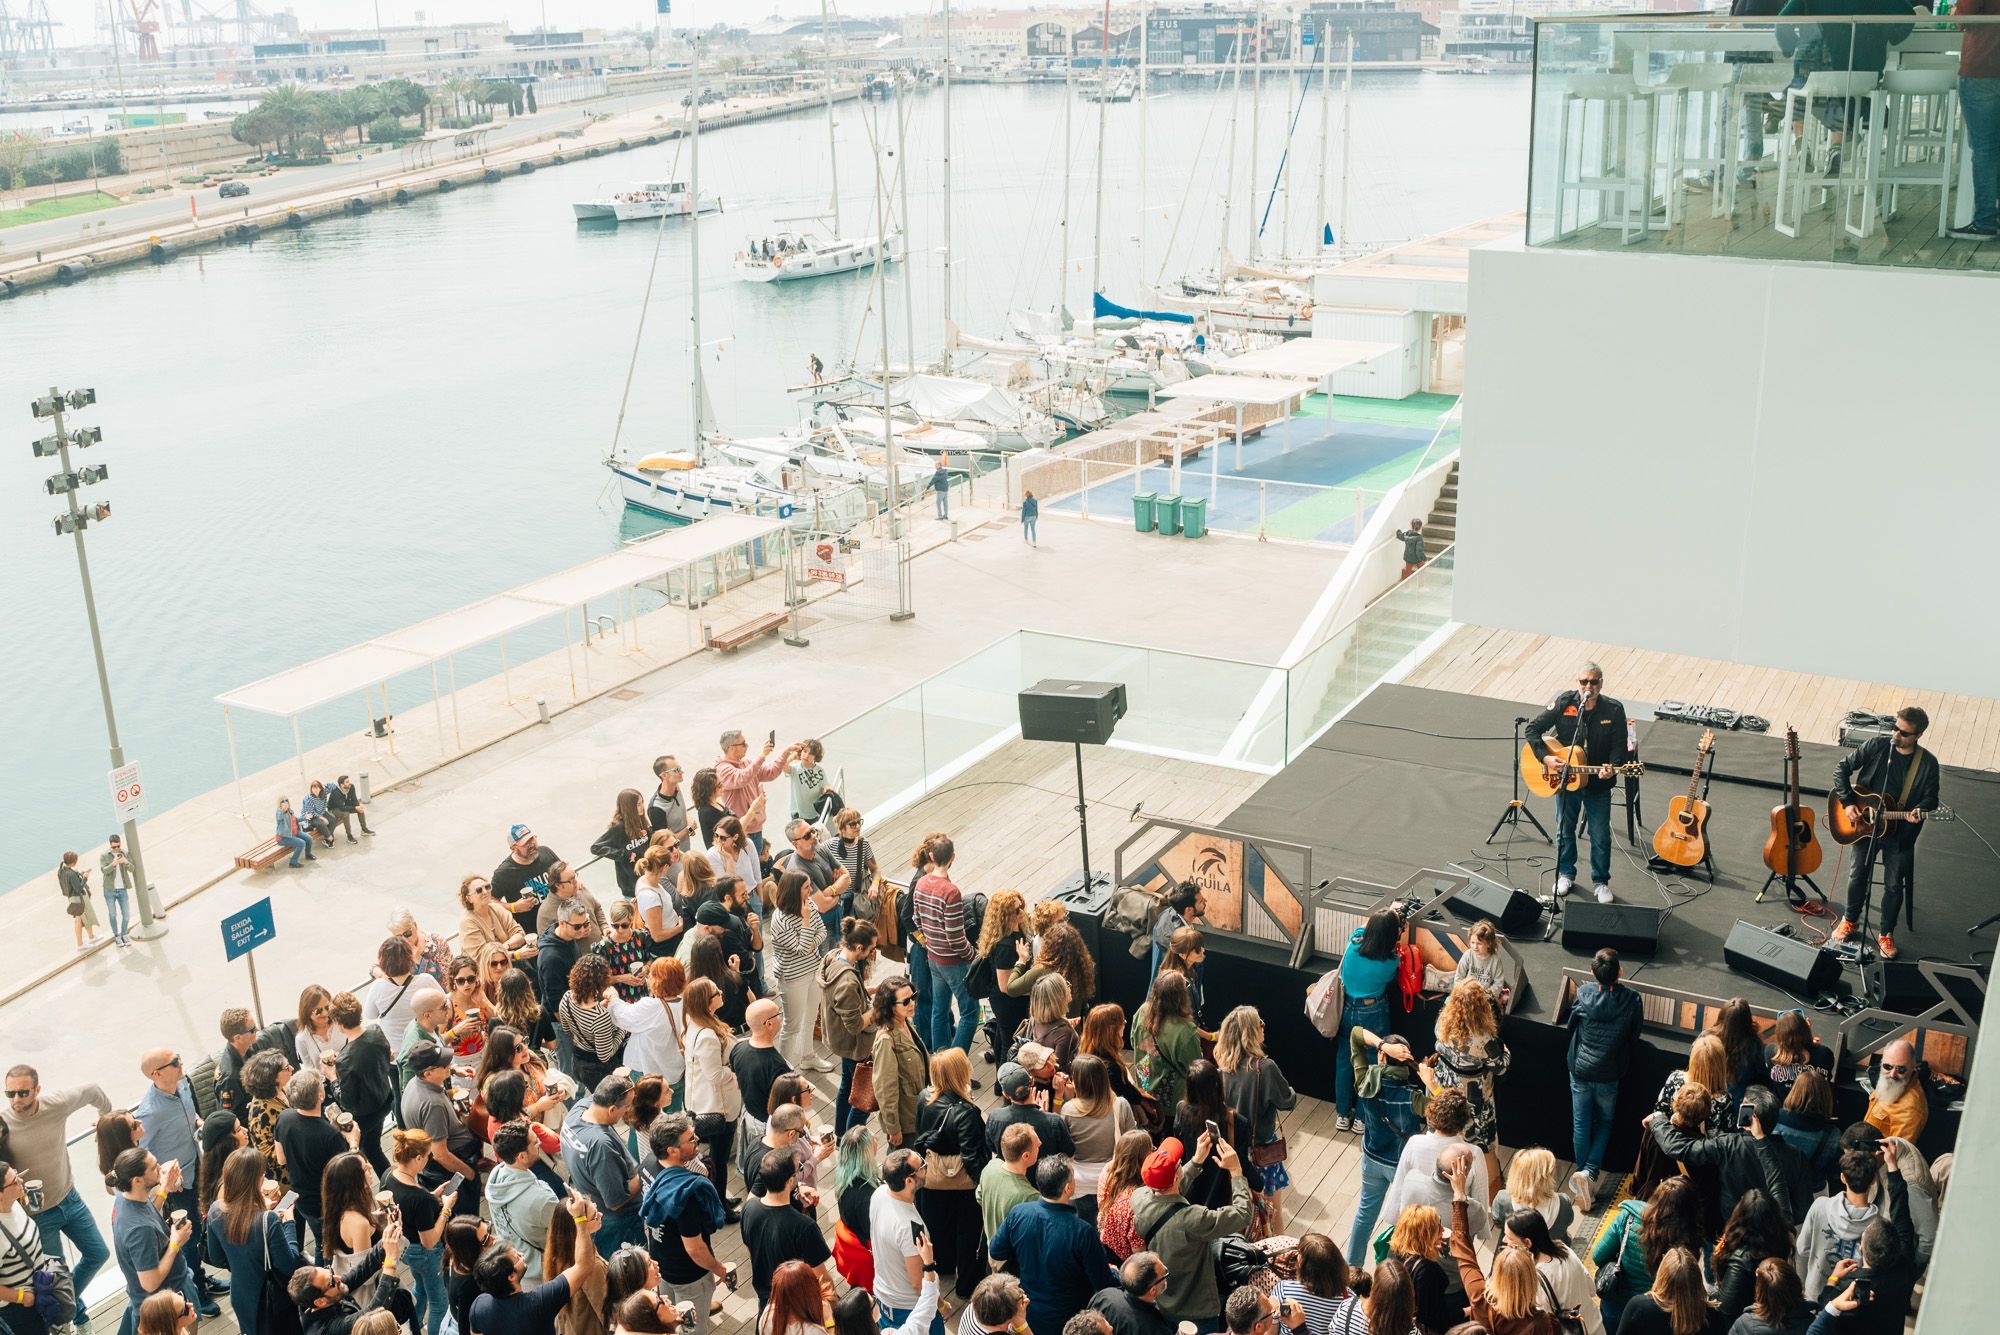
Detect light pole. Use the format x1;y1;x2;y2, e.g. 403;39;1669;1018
32;385;166;941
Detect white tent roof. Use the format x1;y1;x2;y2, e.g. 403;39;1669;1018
219;642;433;717
1214;339;1399;379
1157;374;1319;407
896;374;1027;430
217;516;790;720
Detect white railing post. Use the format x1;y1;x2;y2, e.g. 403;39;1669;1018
1259;482;1267;541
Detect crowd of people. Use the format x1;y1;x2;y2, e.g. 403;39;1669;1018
2;729;1961;1335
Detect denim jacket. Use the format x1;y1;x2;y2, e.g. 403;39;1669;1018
1350;1028;1424;1167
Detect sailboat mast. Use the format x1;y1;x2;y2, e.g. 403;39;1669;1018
821;0;840;236
1280;21;1295;257
1339;31;1355;254
689;42;708;445
1059;55;1073;319
1137;2;1149;284
1220;35;1243;283
896;75;915;371
870;97;899;536
1090;0;1110;309
941;0;954;373
1246;11;1262;260
1316;16;1330;253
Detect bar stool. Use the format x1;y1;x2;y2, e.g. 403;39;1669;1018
1775;70;1881;239
1556;72;1654;243
1849;69;1959;240
1723;63;1797;216
1666;64;1735;222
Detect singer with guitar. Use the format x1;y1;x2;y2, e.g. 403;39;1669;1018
1525;663;1634;904
1829;707;1941;960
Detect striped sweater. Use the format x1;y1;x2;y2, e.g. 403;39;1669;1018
913;872;970;964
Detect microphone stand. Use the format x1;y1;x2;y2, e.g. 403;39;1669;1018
1487;715;1553;845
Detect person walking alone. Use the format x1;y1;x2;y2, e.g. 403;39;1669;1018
931;457;951;521
1565;947;1641;1212
1021;490;1039;547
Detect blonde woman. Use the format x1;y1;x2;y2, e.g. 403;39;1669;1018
1491;1146;1574;1243
474;944;514;1009
1217;1005;1299;1234
1387;1205;1456;1335
1446;1153;1559;1334
912;1048;986;1300
1423;978;1510;1193
1025;975;1078;1073
633;846;683;959
1616;1245;1722;1335
681;977;741;1200
1651;1034;1734;1135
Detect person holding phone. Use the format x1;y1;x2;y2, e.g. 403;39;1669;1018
714;729;795;860
867;1150;937;1335
386;1131;456;1335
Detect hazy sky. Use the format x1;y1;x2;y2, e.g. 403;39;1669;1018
33;1;1086;43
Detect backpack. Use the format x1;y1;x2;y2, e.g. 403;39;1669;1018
1539;1273;1586;1335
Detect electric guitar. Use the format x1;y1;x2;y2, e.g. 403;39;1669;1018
1652;729;1715;868
1826;786;1955;845
1520;743;1645;798
1761;727;1822;877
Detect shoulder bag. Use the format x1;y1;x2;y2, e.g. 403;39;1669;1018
0;1209;72;1329
259;1211;304;1335
1248;1060;1288;1169
1538;1272;1585;1335
1593;1202;1638;1303
919;1102;974;1192
848;1059;878;1114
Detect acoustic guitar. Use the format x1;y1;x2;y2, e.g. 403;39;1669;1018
1826;787;1956;845
1652;729;1715;868
1761;727;1822;877
1519;743;1644;798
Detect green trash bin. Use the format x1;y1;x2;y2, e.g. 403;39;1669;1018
1181;496;1209;539
1156;494;1183;536
1131;492;1157;533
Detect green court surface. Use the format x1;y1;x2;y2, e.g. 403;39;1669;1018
1296;391;1460;428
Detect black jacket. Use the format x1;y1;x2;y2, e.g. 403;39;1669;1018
325;784;358;814
589;822;649;898
1089;1289;1174;1335
1831;737;1940;842
1567;981;1642;1083
1395;528;1427;565
915;1091;991;1178
535;931;581;1047
334;1026;396;1121
301;1246;398;1335
983;1103;1074;1160
1527;691;1633;792
1649;1121;1817;1227
1716;1245;1786;1325
215;1044;249;1117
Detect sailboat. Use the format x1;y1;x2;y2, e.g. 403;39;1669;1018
736;3;896;286
606;44;868;533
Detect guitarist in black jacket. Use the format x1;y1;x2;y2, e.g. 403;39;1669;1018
1525;662;1633;904
1830;707;1941;960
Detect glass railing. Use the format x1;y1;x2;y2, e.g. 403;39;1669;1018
1527;15;1995;270
818;548;1458;812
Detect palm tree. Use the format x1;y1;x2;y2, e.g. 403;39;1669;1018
440;75;475;124
254;84;317;157
341;86;384;146
383;80;431;129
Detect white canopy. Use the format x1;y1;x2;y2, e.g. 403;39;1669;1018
219;643;434;717
1157;374;1319;407
895;374;1028;430
1214;339;1399;381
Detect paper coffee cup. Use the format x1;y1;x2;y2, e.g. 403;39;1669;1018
1178;1323;1198;1335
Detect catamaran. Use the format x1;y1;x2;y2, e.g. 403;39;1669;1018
572;180;722;223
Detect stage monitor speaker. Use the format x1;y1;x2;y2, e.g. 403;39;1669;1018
1724;920;1838;996
1560;902;1665;957
1447;872;1543;935
1018;679;1128;746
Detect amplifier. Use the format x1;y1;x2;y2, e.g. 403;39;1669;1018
1560;901;1665;956
1445;870;1543;936
1724;920;1839;996
1018;679;1128;746
1839;710;1897;749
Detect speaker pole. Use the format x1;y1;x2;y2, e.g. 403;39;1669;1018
1074;741;1092;886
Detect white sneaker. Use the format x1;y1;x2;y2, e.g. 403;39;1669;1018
1593;885;1614;904
1570;1169;1595;1214
1555;876;1574;897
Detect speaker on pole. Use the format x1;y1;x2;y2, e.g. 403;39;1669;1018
1723;920;1838;995
1018;680;1128;901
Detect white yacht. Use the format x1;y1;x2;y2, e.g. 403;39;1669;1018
610;453;868;532
735;231;894;283
572;181;722;223
707;427;932;507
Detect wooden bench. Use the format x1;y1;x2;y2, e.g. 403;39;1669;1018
706;611;786;653
234;838;290;871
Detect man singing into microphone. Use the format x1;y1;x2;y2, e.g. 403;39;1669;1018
1525;662;1633;904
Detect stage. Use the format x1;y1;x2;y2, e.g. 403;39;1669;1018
1174;683;1994;1157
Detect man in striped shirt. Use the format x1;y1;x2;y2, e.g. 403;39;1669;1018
913;835;980;1059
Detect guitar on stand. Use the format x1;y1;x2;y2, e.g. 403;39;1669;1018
1652;729;1716;873
1758;727;1825;907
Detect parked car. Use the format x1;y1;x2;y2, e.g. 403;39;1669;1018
219;180;250;198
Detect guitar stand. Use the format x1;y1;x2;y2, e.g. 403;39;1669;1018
1755;867;1825;907
1488;717;1553;846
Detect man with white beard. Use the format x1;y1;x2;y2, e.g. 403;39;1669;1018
1863;1039;1928;1140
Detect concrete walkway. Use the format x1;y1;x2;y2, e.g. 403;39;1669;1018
2;510;1342;1097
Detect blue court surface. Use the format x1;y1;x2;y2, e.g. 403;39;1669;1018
1049;413;1436;542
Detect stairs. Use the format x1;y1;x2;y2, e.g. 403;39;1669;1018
1422;460;1459;558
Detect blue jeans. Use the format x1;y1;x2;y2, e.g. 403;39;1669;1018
1963;76;2000;230
1346;1154;1398;1262
933;486;949;519
104;887;132;940
1333;997;1390;1117
1570;1075;1619;1178
404;1238;449;1335
880;1300;947;1335
928;959;978;1054
596;1210;644;1257
835;1057;862;1134
1556;786;1613;887
907;941;935;1052
32;1185;110;1324
277;833;314;866
1023;516;1037;543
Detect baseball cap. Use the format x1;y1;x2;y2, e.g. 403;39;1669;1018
997;1062;1032;1099
406;1041;452;1073
695;900;731;928
508;823;533;843
1142;1138;1184;1192
1017;1042;1055;1072
592;1073;635;1108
